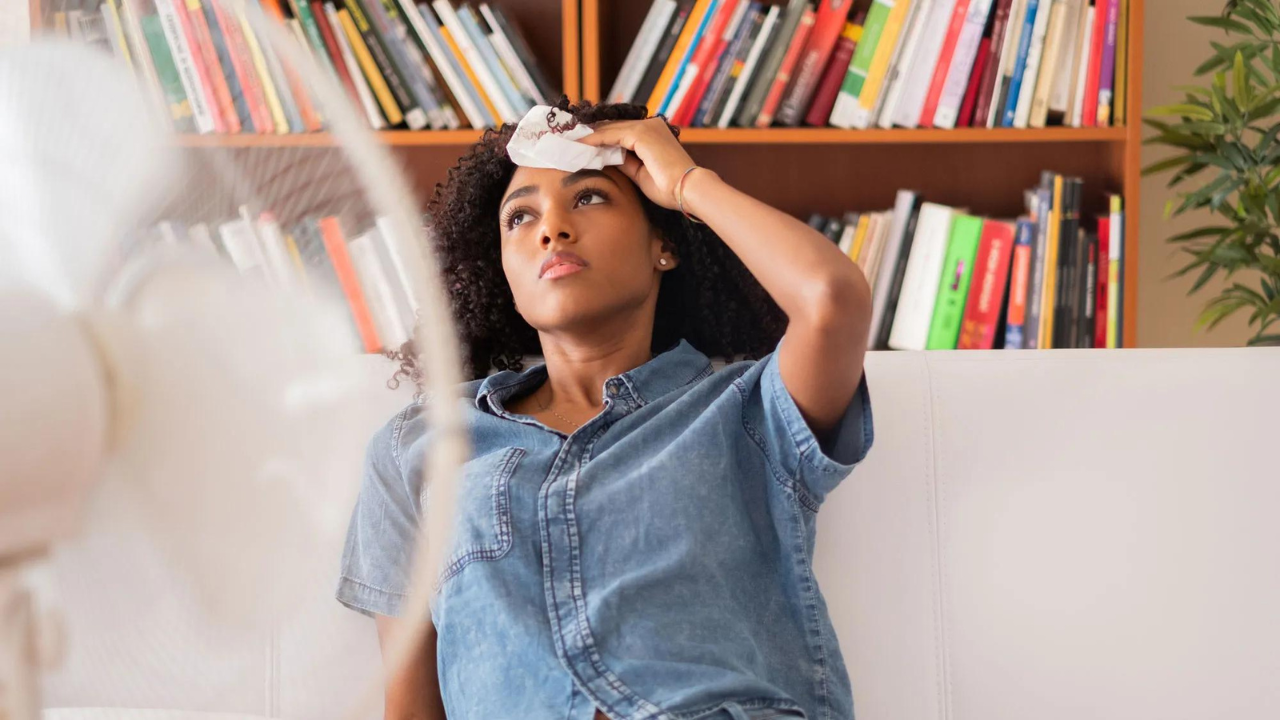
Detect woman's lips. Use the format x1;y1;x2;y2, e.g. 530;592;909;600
541;262;586;279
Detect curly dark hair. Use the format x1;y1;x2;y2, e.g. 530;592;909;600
389;96;787;387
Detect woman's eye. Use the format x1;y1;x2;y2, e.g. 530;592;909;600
577;191;606;207
510;211;527;227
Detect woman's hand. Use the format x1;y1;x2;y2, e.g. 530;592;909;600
577;118;701;212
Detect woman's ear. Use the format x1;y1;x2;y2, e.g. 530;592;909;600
656;236;679;271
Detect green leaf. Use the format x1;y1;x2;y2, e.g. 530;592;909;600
1167;226;1233;243
1196;53;1231;76
1198;297;1249;331
1190;262;1222;293
1249;333;1280;345
1174;85;1214;98
1147;103;1216;120
1190;15;1254;34
1172;121;1230;136
1235;51;1251;105
1142;154;1194;175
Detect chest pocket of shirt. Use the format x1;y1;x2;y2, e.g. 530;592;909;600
436;446;524;588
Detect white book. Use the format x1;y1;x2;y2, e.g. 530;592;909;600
218;219;267;277
1047;0;1084;115
433;0;518;123
155;0;215;134
1012;0;1054;128
865;0;928;129
876;0;934;129
849;0;914;130
891;0;957;129
864;210;894;287
256;213;302;290
719;5;781;128
1068;6;1095;126
325;2;386;130
368;226;417;342
607;0;677;104
934;0;996;129
887;202;955;351
1028;1;1069;127
350;230;409;348
868;190;918;341
480;3;547;106
375;216;421;317
987;0;1028;127
187;223;219;257
837;218;858;256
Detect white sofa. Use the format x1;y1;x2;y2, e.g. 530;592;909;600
40;348;1280;720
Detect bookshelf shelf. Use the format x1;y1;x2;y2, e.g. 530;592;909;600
169;125;1128;148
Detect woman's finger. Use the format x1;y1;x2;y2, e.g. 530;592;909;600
578;121;638;149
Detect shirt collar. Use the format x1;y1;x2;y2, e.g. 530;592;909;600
474;338;713;412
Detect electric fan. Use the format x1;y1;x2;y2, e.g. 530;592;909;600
0;3;468;718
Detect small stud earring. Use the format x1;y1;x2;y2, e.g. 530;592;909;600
659;258;668;266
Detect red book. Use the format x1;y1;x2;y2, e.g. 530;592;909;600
186;0;241;132
1081;0;1108;127
973;0;1016;127
318;216;382;353
957;36;991;127
918;0;971;129
673;0;742;126
311;0;361;109
805;22;859;126
1094;215;1110;348
211;0;270;133
777;0;856;127
957;220;1016;350
168;0;226;132
755;7;817;127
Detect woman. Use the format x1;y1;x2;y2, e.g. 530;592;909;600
336;98;875;720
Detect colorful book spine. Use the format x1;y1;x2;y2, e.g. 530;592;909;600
918;0;970;128
318;216;382;352
829;0;890;128
973;0;1015;127
721;3;780;126
185;0;238;132
956;36;990;126
1003;218;1035;349
238;2;293;133
213;0;272;132
1011;0;1052;128
336;5;403;125
999;0;1038;126
1080;0;1106;126
1095;0;1119;126
777;0;857;127
926;212;984;350
200;0;253;131
647;0;714;113
671;0;744;126
139;8;196;132
657;0;721;116
1094;214;1109;349
1113;0;1127;125
155;0;218;133
849;0;912;129
805;20;860;126
1107;193;1123;348
934;0;994;128
957;219;1016;349
312;0;361;107
696;3;763;127
755;6;816;126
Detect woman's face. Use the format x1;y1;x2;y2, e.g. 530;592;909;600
498;165;676;333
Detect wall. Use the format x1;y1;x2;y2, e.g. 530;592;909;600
1139;0;1261;347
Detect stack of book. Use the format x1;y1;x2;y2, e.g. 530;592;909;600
808;171;1125;350
51;0;555;134
608;0;1129;130
145;209;417;352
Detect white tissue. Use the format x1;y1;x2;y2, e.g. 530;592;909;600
505;105;626;173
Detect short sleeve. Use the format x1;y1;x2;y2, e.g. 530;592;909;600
744;340;874;505
335;404;423;618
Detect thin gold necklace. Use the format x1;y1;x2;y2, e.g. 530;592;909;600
536;382;581;429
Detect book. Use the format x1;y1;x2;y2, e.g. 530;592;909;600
1011;0;1052;128
777;0;856;126
888;202;954;351
318;215;381;352
1067;4;1094;126
636;0;697;110
804;20;860;127
651;0;719;116
847;0;912;129
1027;0;1067;128
1080;0;1106;126
875;0;933;128
893;0;957;128
1106;192;1123;348
671;0;745;126
1094;214;1109;348
1095;0;1119;126
755;5;816;126
1046;0;1084;118
926;212;984;350
1113;0;1127;125
718;4;778;126
873;197;923;348
956;36;990;126
608;0;679;104
155;0;218;133
998;0;1038;126
1003;217;1035;348
934;0;994;128
735;0;808;127
918;0;971;128
989;0;1027;127
957;219;1016;349
696;3;764;127
973;0;1015;127
829;0;891;128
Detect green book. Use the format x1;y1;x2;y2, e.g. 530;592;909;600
926;213;984;350
140;13;196;133
838;0;892;102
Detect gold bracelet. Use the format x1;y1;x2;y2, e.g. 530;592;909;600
674;165;705;225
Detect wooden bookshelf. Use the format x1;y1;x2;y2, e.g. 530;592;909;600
582;0;1145;349
31;0;1145;347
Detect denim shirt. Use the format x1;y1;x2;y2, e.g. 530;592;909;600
336;337;874;720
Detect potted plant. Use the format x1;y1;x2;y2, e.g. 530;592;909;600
1143;0;1280;346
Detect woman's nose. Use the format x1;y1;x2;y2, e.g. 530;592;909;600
538;209;573;246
